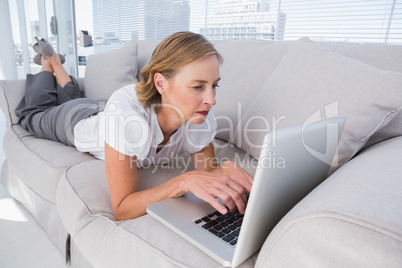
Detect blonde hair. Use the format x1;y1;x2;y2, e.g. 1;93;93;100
136;31;223;111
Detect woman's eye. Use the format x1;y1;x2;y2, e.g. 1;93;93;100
192;84;219;90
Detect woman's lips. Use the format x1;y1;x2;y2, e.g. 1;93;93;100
196;111;209;116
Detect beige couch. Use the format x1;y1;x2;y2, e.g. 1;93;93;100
1;37;402;267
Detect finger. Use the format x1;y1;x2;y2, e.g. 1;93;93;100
226;187;247;214
241;168;254;185
192;187;228;215
222;162;253;193
232;169;254;193
213;180;246;214
224;171;252;195
225;180;247;205
187;171;247;214
205;185;237;213
206;195;228;215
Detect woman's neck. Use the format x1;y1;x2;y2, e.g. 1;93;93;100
156;108;184;142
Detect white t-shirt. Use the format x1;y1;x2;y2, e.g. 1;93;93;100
74;84;217;168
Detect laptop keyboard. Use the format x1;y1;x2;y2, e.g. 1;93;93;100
193;209;243;246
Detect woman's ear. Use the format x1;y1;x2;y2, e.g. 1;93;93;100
154;73;168;95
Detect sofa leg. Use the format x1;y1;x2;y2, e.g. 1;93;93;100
65;234;71;265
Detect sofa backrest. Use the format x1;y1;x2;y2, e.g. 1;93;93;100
0;39;401;166
136;39;402;156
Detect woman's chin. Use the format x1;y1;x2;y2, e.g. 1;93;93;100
189;116;207;124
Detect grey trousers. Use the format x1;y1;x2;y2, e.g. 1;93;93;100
15;71;104;146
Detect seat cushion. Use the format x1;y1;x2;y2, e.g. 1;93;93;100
56;151;257;267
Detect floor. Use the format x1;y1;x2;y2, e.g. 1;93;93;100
0;111;67;268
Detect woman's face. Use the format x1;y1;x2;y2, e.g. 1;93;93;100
160;54;221;125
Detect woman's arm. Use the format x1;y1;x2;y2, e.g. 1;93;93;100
105;142;183;220
105;142;253;220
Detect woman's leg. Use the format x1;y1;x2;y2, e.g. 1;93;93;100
14;53;85;145
46;53;82;105
14;69;57;122
15;54;81;118
26;98;104;146
41;54;54;73
47;53;71;88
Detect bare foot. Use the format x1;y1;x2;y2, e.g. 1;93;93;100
44;53;71;87
46;53;63;68
40;55;54;73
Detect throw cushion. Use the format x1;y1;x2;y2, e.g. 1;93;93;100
361;113;402;150
136;39;161;81
323;42;402;150
213;40;292;142
84;42;138;100
235;37;402;171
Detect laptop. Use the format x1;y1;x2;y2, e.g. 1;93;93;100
147;117;346;267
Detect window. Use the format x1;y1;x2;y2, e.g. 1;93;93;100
269;0;402;43
76;0;401;53
1;0;401;80
3;0;76;79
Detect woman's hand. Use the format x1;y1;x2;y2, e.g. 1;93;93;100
187;143;254;215
215;161;254;194
174;162;253;215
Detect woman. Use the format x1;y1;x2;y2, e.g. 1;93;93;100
15;32;253;220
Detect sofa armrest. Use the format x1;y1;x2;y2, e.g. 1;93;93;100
0;79;26;127
0;77;87;128
256;136;402;267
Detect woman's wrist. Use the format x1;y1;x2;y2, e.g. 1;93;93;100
168;172;191;198
210;160;232;176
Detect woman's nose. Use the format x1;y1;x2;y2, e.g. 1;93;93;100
204;88;217;106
